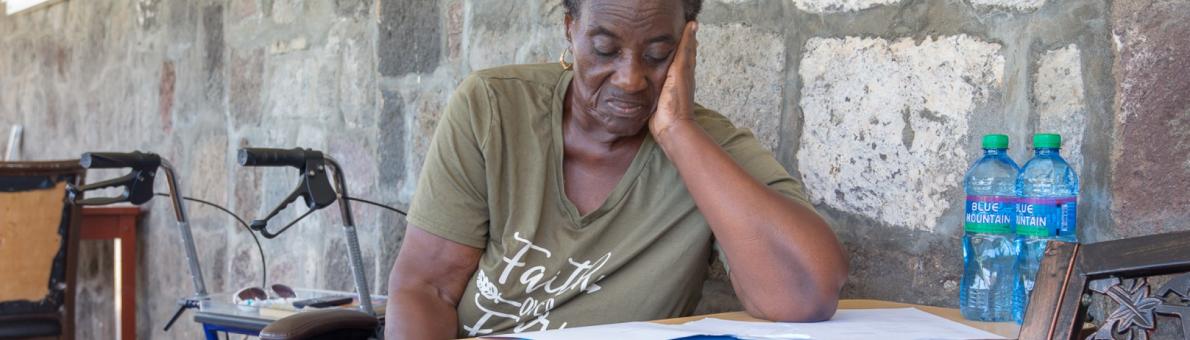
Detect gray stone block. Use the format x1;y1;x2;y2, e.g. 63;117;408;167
467;0;538;70
229;48;264;126
468;26;525;70
261;56;337;123
968;0;1046;11
186;132;230;205
271;0;301;24
228;237;266;288
695;23;785;152
376;218;408;294
74;241;116;340
329;21;378;128
136;0;160;29
229;0;258;22
797;35;1004;231
1035;44;1086;172
789;0;904;13
833;211;962;307
159;61;176;133
378;89;407;193
378;0;441;76
445;0;465;61
328;133;379;202
203;4;225;99
321;238;356;292
335;0;373;17
408;81;454;188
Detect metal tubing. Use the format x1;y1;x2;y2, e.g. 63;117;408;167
324;157;373;315
160;159;209;297
325;157;356;228
343;225;374;315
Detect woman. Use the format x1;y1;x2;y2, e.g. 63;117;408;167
385;0;848;338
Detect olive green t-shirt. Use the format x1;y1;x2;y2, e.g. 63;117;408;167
407;63;813;337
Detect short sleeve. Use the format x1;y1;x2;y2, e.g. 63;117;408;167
406;75;494;249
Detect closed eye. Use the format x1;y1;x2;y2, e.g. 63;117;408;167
594;48;618;58
645;50;672;64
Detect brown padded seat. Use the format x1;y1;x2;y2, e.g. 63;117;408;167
258;308;378;340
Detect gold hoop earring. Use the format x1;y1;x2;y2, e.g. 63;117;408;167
559;48;573;70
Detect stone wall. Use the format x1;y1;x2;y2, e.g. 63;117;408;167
0;0;1186;338
0;1;387;338
1109;0;1190;239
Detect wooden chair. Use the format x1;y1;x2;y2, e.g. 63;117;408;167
1020;230;1190;339
0;161;84;339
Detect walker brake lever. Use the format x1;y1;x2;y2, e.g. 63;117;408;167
241;147;336;238
68;152;160;206
249;181;307;232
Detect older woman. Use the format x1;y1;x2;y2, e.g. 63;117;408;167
385;0;848;338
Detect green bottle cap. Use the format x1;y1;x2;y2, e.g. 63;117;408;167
1033;133;1062;149
981;134;1009;149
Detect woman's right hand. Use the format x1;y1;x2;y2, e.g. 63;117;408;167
650;20;700;142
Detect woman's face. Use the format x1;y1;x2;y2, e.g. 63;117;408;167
566;0;686;137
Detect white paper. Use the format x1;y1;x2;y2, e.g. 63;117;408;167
484;308;1005;340
680;309;1006;340
483;321;702;340
674;318;815;339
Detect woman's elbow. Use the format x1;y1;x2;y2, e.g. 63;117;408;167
747;240;849;322
746;299;838;322
773;263;849;322
745;288;841;323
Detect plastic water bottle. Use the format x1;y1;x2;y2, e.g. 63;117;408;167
1013;133;1079;323
960;134;1020;322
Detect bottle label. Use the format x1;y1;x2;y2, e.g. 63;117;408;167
1016;197;1077;237
964;195;1015;234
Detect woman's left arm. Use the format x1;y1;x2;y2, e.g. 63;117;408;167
653;21;848;322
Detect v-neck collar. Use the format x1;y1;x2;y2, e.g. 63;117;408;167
551;69;656;228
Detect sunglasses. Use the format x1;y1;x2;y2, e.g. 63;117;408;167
234;283;297;305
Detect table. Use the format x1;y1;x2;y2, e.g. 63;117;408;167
463;299;1019;339
80;206;141;340
193;289;387;340
654;299;1019;338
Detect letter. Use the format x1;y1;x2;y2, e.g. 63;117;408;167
464;293;522;336
499;232;552;284
569;253;612;292
520;266;554;294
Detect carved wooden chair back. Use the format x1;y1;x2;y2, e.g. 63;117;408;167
1019;230;1190;340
